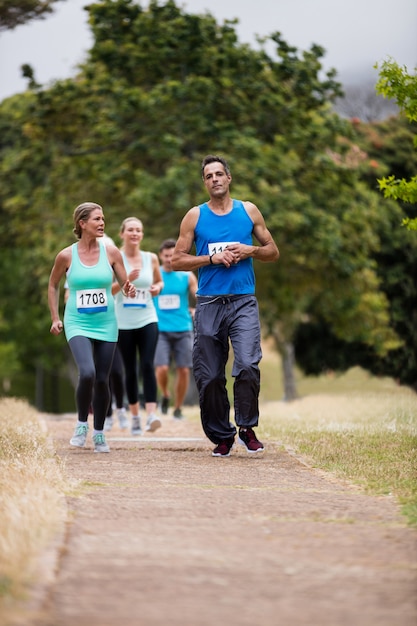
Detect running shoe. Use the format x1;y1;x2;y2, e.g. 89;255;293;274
93;432;110;453
145;414;162;432
70;423;88;447
117;408;129;430
173;408;185;420
212;437;235;457
161;396;169;415
238;428;264;453
131;416;142;436
103;416;113;432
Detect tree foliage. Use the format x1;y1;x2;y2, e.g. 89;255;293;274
294;116;417;389
0;0;65;31
375;59;417;229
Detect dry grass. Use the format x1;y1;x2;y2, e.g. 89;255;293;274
258;389;417;525
0;398;67;612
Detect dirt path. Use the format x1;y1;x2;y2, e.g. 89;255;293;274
28;411;417;625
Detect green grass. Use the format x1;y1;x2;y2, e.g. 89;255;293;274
258;383;417;526
291;430;415;520
226;340;417;525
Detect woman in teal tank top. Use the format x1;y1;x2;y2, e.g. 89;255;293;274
48;202;135;453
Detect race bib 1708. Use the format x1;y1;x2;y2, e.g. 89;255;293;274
76;289;108;313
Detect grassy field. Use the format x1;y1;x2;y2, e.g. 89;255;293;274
257;343;417;526
259;391;416;523
0;355;416;613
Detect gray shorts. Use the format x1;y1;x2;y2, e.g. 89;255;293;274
154;331;193;368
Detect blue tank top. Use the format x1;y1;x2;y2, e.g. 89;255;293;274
195;200;255;296
115;250;158;330
64;240;118;342
155;270;193;332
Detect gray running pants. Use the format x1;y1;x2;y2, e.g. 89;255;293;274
193;294;262;444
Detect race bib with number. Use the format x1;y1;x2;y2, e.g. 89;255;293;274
123;288;147;308
208;241;239;256
158;294;180;310
76;289;108;313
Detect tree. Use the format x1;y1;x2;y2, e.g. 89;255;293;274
0;0;404;403
0;0;65;31
294;116;417;390
375;59;417;230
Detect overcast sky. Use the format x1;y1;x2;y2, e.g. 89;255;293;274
1;0;416;101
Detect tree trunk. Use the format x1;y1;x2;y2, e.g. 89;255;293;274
281;341;298;401
35;362;44;411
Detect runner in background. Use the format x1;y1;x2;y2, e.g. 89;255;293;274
113;217;164;436
154;239;198;420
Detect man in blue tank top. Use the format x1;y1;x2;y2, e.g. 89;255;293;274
172;155;279;457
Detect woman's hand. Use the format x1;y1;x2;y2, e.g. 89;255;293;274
50;320;64;335
122;280;136;298
129;268;140;281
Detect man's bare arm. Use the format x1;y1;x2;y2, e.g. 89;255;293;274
172;207;212;271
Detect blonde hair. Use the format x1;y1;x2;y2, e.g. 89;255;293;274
119;217;143;233
73;202;103;239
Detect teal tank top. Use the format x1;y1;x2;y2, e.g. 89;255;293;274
115;250;158;330
195;200;255;295
154;270;193;332
64;240;118;342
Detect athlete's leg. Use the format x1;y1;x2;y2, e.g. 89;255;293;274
193;300;235;444
92;340;116;431
229;297;262;428
68;336;95;422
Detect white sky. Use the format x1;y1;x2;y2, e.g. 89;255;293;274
1;0;416;101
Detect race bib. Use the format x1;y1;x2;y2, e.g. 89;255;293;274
158;294;180;310
123;288;147;308
76;289;108;313
208;241;239;255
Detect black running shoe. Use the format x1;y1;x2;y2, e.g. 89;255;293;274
161;396;169;415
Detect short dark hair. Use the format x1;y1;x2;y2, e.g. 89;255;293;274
201;154;231;178
159;238;176;252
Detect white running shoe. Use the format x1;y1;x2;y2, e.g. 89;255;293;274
145;413;162;432
117;408;129;430
70;423;88;447
93;432;110;453
131;416;142;436
104;416;113;432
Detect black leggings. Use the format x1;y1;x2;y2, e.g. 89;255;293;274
118;323;159;404
107;345;125;416
68;336;116;430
